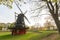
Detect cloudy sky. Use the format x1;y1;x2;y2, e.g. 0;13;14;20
0;0;51;26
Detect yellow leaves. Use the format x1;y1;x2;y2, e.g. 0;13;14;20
47;0;58;2
0;0;2;4
6;0;13;9
52;0;57;2
7;4;12;9
10;0;14;2
42;0;58;3
10;0;13;2
0;0;14;8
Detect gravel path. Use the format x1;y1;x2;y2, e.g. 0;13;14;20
41;33;59;40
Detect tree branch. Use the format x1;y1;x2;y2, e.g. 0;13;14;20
46;1;52;13
46;1;54;15
49;1;54;11
55;2;59;19
31;14;51;17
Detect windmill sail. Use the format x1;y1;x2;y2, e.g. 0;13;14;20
24;16;30;24
14;0;23;14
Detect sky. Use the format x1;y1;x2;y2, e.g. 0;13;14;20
0;0;51;27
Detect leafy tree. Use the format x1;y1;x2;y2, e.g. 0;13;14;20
9;23;15;28
44;19;55;30
0;0;13;8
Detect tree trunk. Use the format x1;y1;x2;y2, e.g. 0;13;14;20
52;14;60;33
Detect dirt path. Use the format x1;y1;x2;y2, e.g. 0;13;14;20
41;33;59;40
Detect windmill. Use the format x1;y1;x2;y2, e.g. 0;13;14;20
9;0;30;35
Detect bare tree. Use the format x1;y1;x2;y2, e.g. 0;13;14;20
29;0;60;33
41;0;60;33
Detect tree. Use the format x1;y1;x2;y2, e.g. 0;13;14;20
44;19;55;30
0;0;13;8
9;23;15;28
29;0;60;33
41;0;60;33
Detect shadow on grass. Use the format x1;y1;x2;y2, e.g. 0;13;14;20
0;34;23;40
0;33;33;40
0;34;13;40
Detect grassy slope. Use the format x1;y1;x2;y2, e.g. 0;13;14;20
0;31;56;40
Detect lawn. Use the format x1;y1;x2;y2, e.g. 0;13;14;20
0;31;57;40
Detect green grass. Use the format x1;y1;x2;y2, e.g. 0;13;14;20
0;32;40;40
0;31;57;40
30;31;57;40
